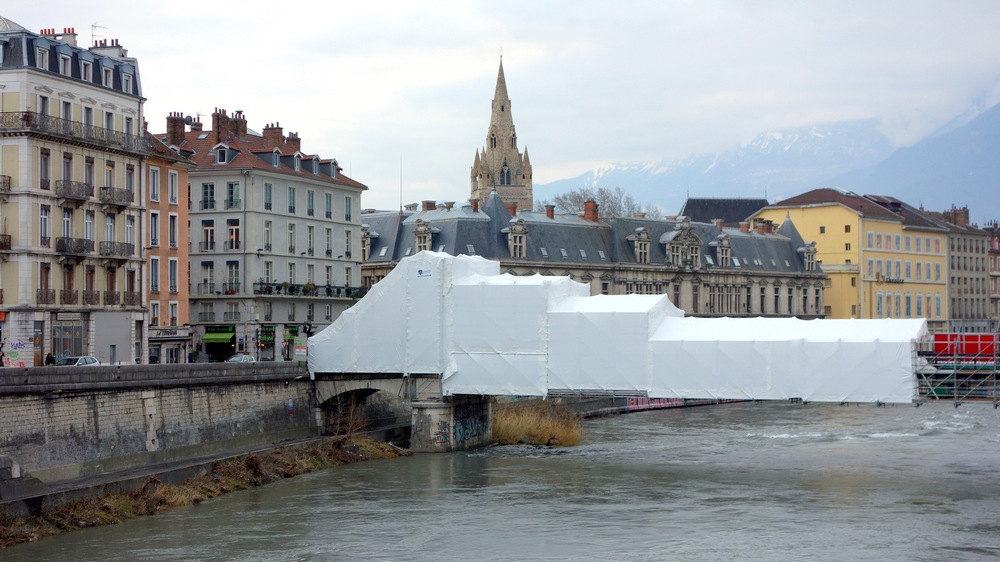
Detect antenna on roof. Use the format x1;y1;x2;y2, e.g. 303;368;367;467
90;23;106;46
399;156;403;213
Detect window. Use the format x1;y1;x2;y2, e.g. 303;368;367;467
325;304;333;321
105;160;115;188
345;196;352;222
288;302;296;322
307;190;315;216
39;148;51;189
307;226;315;254
307;264;315;284
151;302;160;326
226;182;240;209
867;232;874;248
325;193;332;218
915;236;921;252
149;168;160;201
40;205;51;246
216;147;227;164
105;214;115;243
169;258;178;293
62;208;72;235
345;230;352;258
168;214;178;248
59;54;72;76
264;261;273;283
288;223;296;253
845;225;851;233
125;164;135;193
200;183;214;210
85;211;95;241
122;74;132;93
288;263;297;285
819;226;826;234
168;171;178;203
81;61;92;82
264;220;272;250
325;228;332;256
105;111;114;132
38;95;50;116
227;222;240;250
36;47;48;70
150;257;160;292
149;212;160;246
264;183;272;210
325;265;333;285
845;243;851;251
288;186;296;213
125;216;135;246
636;241;649;264
103;67;113;87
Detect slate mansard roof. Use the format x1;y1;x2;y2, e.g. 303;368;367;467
679;197;770;225
365;192;820;276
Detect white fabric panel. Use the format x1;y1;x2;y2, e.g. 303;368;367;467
311;252;926;403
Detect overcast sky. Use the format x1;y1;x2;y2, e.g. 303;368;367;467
6;1;1000;210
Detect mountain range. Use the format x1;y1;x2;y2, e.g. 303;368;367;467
536;103;1000;224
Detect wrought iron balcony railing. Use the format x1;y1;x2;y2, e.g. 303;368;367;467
199;241;216;252
99;186;133;207
198;311;216;322
37;288;56;304
104;290;121;305
200;199;216;210
197;283;217;295
55;179;93;201
56;237;95;255
0;111;150;153
99;241;134;258
221;282;240;294
60;289;78;305
224;198;241;210
0;174;10;193
82;290;101;305
223;311;241;321
0;234;11;251
124;291;141;306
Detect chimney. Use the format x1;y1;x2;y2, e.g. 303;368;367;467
739;221;750;234
212;108;231;143
633;212;647;219
189;118;203;132
444;202;455;210
583;198;599;222
165;112;185;146
404;203;418;212
471;198;479;213
713;218;724;231
263;122;283;148
422;200;436;211
231;110;248;138
287;132;301;153
545;204;555;219
506;202;518;216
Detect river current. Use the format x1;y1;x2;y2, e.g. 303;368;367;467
6;401;1000;561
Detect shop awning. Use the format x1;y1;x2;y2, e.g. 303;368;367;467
201;332;235;344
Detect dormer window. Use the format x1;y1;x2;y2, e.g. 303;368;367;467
507;219;527;258
36;48;48;70
312;158;319;174
60;55;71;76
415;219;432;253
271;150;280;167
293;155;301;171
627;227;651;264
123;74;132;94
717;236;731;267
81;61;92;82
103;67;113;87
216;147;228;164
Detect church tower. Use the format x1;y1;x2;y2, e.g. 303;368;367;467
471;59;533;211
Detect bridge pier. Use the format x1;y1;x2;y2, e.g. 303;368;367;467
410;396;492;453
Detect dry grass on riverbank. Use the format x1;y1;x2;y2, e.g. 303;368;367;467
492;400;583;447
0;438;405;549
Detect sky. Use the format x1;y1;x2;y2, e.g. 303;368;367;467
6;1;1000;210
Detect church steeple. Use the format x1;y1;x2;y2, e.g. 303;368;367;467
471;59;533;212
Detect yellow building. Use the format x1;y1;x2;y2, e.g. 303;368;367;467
752;188;949;331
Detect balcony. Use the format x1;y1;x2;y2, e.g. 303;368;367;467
307;208;314;217
200;199;216;210
99;186;133;210
197;282;217;295
325;210;332;219
288;245;295;254
0;234;11;251
251;282;366;299
56;236;95;257
223;311;241;321
37;288;56;304
199;241;216;252
151;317;159;327
150;283;160;293
104;290;121;305
0;174;10;195
263;312;272;322
99;241;134;259
124;291;141;306
82;290;101;305
55;179;93;203
288;206;296;214
60;289;78;305
307;247;314;256
264;201;272;210
224;198;241;210
326;248;333;257
224;240;241;251
0;111;150;153
222;282;240;294
198;311;216;322
150;237;159;247
40;236;51;248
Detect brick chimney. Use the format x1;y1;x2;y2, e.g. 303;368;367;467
946;206;970;227
739;221;750;233
212;108;231;143
231;110;248;138
286;132;301;153
506;202;518;216
545;204;555;219
262;122;283;148
422;200;436;211
165;112;185;146
713;218;724;231
583;198;599;222
471;198;479;213
189;118;203;132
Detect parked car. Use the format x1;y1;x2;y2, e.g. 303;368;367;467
225;354;256;363
55;356;101;366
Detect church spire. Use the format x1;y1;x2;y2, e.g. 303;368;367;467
490;59;514;132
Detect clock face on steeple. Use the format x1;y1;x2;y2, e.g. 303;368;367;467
471;59;533;212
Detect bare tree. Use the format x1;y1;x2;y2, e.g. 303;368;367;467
535;186;661;218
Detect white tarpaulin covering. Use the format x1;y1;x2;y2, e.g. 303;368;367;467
309;252;927;403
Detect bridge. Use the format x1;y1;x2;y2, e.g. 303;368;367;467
309;252;928;451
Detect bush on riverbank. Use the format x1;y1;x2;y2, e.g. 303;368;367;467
0;438;405;549
492;400;582;447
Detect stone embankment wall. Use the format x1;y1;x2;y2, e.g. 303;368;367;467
0;363;316;495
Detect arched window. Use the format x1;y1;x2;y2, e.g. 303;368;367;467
500;162;511;185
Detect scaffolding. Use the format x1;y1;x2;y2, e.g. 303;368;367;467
915;333;1000;408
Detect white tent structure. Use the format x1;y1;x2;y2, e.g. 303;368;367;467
309;252;927;403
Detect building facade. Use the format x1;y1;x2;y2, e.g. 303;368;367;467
0;20;147;366
145;131;194;363
752;189;950;332
362;192;826;317
928;206;991;333
470;60;532;212
987;221;1000;332
159;109;367;362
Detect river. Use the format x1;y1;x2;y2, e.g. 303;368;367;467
6;401;1000;561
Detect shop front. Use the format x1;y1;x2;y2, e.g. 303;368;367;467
201;325;236;362
149;326;192;364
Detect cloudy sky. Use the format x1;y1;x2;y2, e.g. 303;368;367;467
6;1;1000;210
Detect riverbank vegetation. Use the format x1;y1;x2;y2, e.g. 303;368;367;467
0;437;405;549
492;400;583;447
